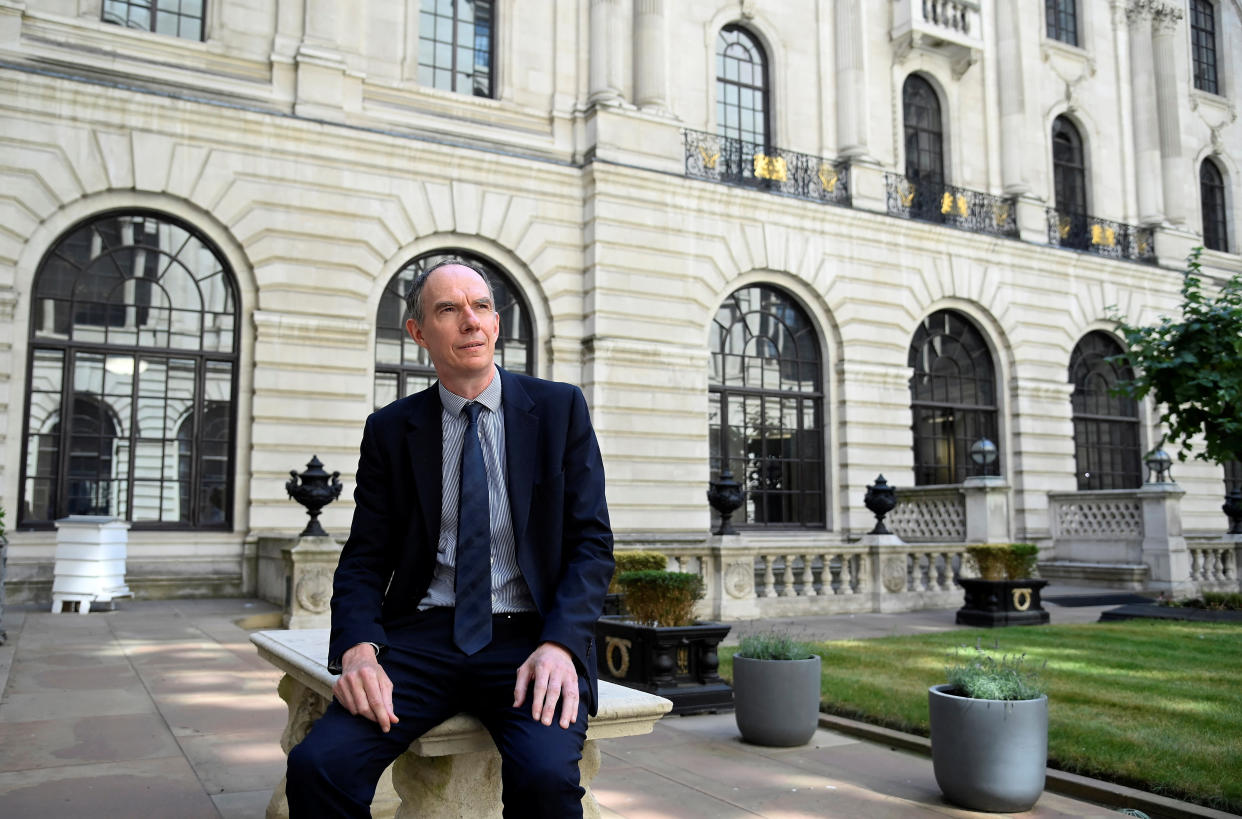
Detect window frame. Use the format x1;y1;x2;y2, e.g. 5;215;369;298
1052;115;1088;216
1191;0;1220;95
101;0;206;42
1045;0;1079;47
1068;332;1143;491
715;24;771;152
19;209;240;531
1200;157;1230;253
902;74;946;185
417;0;496;98
709;284;826;530
908;310;1000;486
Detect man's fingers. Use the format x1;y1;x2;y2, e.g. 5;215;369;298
558;679;580;729
334;662;397;733
512;663;531;708
529;668;550;723
539;676;562;726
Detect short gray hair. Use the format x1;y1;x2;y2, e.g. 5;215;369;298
404;256;496;325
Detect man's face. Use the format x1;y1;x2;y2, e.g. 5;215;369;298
406;264;500;384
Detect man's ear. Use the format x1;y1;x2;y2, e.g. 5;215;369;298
406;317;427;348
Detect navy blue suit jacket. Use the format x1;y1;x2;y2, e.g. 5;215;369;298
327;368;615;714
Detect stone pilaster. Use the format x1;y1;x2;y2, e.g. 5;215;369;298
632;0;668;113
834;0;868;158
996;0;1028;195
1151;6;1186;225
589;0;624;106
1127;2;1165;225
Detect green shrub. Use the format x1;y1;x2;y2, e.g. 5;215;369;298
617;570;702;627
945;640;1046;701
737;631;816;661
965;543;1039;581
608;550;668;594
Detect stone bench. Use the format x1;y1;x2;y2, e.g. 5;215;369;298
251;628;672;819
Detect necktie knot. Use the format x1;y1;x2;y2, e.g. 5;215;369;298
465;402;482;425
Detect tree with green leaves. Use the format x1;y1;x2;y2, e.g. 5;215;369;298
1110;249;1242;466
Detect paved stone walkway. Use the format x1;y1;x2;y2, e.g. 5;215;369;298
0;591;1214;818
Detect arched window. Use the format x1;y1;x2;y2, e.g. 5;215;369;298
716;25;769;152
909;310;998;485
1069;332;1141;490
1045;0;1078;46
21;211;239;528
374;250;533;408
1201;158;1229;253
1191;0;1219;95
709;285;824;528
418;0;494;97
903;75;944;185
1052;116;1087;216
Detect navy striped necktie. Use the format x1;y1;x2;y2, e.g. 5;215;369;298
454;402;492;655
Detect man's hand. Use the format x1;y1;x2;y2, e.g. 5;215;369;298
513;642;579;729
333;643;399;733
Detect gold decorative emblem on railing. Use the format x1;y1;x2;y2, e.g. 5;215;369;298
1012;588;1032;612
604;636;632;677
940;192;968;217
1137;238;1150;254
1091;224;1116;246
1058;216;1072;238
698;144;719;169
993;202;1011;224
753;153;788;181
899;181;916;206
818;163;839;193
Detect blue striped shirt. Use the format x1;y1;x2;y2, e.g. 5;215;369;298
418;368;535;613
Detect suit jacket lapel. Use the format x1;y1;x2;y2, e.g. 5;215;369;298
405;387;443;550
501;369;538;546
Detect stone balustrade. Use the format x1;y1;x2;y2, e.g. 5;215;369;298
658;533;968;621
1187;540;1240;591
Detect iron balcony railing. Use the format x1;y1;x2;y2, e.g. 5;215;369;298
885;173;1018;238
683;129;850;208
1045;209;1157;264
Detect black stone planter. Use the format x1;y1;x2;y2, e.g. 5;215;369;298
595;616;733;715
956;578;1050;627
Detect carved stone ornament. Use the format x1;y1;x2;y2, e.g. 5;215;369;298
294;566;334;614
1151;5;1184;33
738;0;756;20
724;560;754;599
882;557;908;593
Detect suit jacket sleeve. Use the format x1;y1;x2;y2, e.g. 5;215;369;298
327;413;398;672
536;385;614;682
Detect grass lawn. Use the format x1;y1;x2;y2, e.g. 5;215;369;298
719;619;1242;813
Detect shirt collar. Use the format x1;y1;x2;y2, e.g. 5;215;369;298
438;365;502;417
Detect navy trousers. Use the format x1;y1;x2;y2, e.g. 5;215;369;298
286;608;589;818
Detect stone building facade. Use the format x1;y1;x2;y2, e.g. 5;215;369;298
0;0;1239;603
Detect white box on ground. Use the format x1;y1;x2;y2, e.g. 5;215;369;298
51;516;133;614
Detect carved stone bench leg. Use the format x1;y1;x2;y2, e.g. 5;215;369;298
390;741;602;819
266;674;399;819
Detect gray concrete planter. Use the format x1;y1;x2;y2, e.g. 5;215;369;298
733;654;822;746
928;684;1047;812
